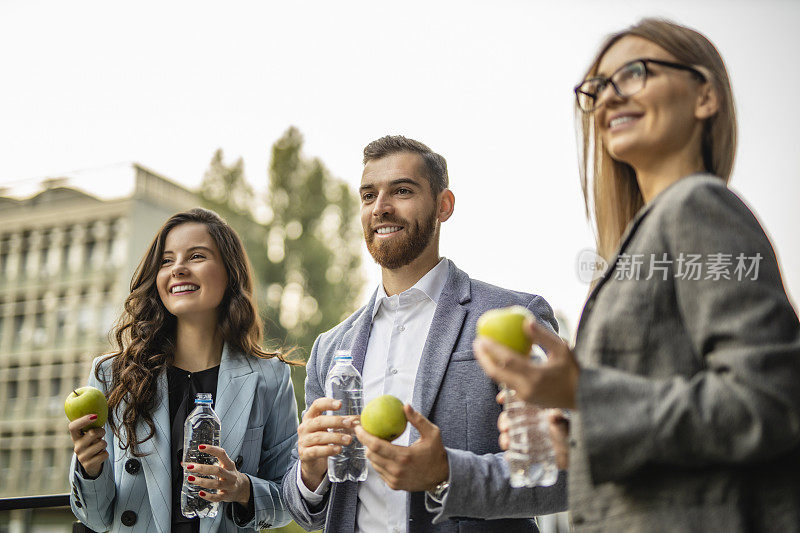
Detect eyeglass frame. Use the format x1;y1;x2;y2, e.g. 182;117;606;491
574;58;707;113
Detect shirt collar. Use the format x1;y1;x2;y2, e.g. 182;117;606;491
371;258;450;321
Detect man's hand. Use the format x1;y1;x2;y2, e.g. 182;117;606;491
297;397;354;491
354;404;449;492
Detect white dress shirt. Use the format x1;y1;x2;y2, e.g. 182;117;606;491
297;258;450;533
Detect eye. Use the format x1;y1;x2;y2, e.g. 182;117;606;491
361;192;375;202
161;257;173;266
396;187;412;195
190;253;205;260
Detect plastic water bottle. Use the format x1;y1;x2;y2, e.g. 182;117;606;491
181;393;221;518
504;351;558;488
325;351;368;483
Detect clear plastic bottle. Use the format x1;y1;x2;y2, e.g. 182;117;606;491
325;351;368;483
504;351;558;488
181;392;221;518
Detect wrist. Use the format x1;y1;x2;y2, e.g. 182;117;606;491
236;473;251;506
428;450;450;491
300;463;325;491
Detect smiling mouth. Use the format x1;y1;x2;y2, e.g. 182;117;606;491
608;115;641;130
171;284;199;294
375;226;403;235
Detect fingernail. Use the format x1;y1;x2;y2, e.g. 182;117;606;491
334;400;342;407
187;476;195;482
89;414;98;420
187;464;194;470
199;491;206;497
198;445;206;450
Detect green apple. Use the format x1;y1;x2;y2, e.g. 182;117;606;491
361;395;407;441
65;386;108;429
476;305;535;355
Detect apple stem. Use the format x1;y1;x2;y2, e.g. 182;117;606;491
73;390;78;395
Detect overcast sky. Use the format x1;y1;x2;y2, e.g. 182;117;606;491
2;0;798;333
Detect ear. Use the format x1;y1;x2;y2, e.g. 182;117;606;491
694;78;720;120
437;189;455;223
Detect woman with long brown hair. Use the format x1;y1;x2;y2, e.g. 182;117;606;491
67;208;299;532
475;18;800;531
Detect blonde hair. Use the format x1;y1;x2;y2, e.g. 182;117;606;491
577;18;737;260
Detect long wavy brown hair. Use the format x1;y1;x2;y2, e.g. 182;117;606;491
97;208;300;457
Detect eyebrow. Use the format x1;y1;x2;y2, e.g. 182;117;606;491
359;177;421;193
162;245;215;255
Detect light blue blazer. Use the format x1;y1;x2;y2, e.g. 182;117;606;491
69;343;298;532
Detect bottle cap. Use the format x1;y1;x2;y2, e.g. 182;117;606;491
195;393;213;405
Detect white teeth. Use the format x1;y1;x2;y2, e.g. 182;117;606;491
609;116;638;128
376;226;401;235
171;284;199;294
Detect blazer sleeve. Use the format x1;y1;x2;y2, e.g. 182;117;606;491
230;360;299;530
69;356;117;532
579;180;800;483
281;334;332;531
427;296;567;522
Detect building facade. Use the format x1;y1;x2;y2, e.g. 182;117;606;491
0;164;197;498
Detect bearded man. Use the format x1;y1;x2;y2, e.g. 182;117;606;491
281;135;566;533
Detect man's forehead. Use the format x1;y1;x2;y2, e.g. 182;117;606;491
361;152;426;186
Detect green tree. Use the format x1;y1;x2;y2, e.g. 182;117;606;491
263;127;364;410
200;130;364;413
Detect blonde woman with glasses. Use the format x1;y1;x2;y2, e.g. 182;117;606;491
475;18;800;532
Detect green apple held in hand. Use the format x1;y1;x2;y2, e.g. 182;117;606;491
476;305;535;356
361;394;407;441
65;386;108;429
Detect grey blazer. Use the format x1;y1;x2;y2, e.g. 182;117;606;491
282;260;567;533
69;343;299;532
570;174;800;532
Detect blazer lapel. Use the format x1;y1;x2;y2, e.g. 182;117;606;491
410;262;470;437
348;289;378;375
584;201;657;305
138;369;172;533
215;343;258;463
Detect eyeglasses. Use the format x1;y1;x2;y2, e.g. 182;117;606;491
574;58;706;113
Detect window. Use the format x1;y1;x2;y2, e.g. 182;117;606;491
77;290;92;336
33;306;46;347
50;375;61;398
7;379;18;400
28;377;40;399
56;292;68;339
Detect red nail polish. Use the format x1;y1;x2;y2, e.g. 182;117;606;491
199;445;206;450
187;476;195;482
89;414;98;420
199;491;206;497
187;464;194;470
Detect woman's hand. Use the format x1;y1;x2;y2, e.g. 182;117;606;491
475;319;580;409
184;445;251;506
68;414;109;478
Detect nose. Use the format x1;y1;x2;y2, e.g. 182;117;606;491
372;191;394;218
170;259;189;277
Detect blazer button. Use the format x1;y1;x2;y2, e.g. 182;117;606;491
121;510;137;526
125;458;141;475
235;455;243;469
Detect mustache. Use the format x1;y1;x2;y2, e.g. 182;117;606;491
369;215;407;230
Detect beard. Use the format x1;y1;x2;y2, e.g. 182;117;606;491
365;208;438;270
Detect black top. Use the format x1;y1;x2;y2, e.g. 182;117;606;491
167;364;220;533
